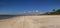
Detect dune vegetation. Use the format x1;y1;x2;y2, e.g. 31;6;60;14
43;9;60;15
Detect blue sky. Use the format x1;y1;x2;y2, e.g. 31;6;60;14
0;0;60;14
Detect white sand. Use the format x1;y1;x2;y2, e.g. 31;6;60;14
0;15;60;28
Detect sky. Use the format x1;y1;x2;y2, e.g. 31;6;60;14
0;0;60;14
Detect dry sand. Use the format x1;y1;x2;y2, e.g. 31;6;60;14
0;15;60;28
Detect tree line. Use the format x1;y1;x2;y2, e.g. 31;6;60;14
43;9;60;15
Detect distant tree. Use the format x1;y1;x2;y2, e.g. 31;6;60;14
43;12;49;15
55;9;60;14
56;9;60;12
43;9;60;15
52;9;56;12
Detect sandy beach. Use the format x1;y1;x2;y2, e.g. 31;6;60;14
0;15;60;28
